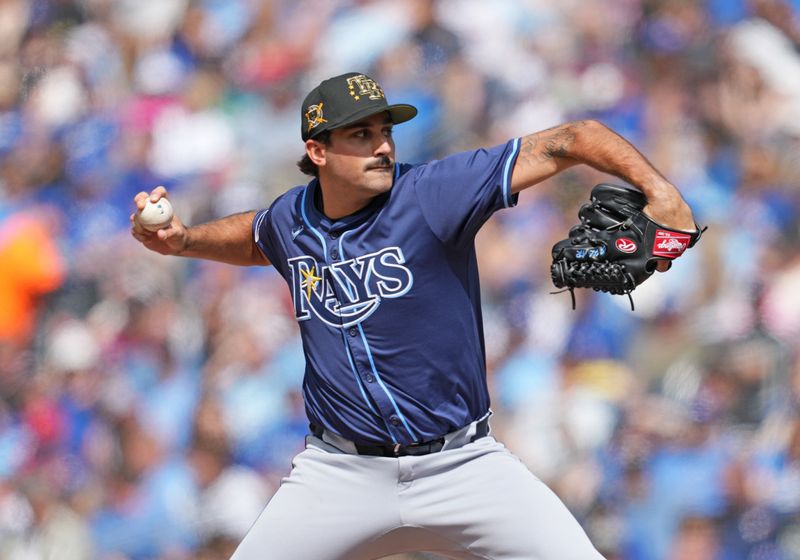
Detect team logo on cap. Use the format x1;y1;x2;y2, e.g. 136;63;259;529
347;75;385;101
305;102;328;132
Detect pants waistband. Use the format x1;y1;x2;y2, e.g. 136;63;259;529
309;415;491;457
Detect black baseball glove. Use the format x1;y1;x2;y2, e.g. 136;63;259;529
550;183;703;310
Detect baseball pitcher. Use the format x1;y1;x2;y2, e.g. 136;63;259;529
131;72;698;559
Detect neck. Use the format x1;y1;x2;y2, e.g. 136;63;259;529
316;179;373;220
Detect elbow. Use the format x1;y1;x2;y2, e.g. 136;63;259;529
561;119;617;157
543;119;607;160
572;118;608;136
584;118;607;129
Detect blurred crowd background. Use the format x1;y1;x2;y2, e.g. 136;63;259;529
1;0;800;559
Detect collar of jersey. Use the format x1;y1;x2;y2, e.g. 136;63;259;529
304;173;395;233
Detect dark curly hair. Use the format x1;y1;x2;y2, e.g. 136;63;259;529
296;130;332;177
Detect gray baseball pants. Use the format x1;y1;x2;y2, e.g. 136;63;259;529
231;423;605;559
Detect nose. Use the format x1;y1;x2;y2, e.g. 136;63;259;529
374;135;392;156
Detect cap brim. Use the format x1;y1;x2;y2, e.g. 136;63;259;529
386;104;418;125
325;103;418;133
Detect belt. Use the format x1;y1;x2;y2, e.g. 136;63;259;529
309;416;490;458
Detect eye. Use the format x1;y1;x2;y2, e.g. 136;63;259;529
383;128;393;138
353;129;368;138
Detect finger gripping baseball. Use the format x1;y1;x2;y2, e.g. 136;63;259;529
550;183;704;310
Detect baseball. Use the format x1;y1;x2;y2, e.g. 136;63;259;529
138;198;174;232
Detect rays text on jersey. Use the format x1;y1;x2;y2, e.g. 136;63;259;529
287;247;413;327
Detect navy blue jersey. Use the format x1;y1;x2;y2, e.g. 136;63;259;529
253;139;521;445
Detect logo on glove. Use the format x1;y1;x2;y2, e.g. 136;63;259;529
653;230;691;258
615;238;638;253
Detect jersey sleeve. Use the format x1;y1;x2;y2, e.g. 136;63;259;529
411;138;521;246
253;207;279;265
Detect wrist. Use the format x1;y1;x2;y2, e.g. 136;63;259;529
175;226;191;256
637;177;677;200
643;196;695;231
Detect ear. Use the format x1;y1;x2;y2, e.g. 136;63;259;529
306;139;326;167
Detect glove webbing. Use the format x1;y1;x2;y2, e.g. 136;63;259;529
550;215;639;311
550;261;638;310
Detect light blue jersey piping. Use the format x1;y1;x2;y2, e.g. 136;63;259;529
357;323;418;441
300;188;406;442
501;137;520;208
300;186;327;261
336;231;379;416
340;226;418;442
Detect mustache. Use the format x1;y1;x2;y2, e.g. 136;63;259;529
366;156;393;170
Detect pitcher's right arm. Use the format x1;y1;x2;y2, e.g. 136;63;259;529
130;186;270;266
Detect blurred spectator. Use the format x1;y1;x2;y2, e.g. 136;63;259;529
0;469;93;560
189;433;272;553
668;516;721;560
0;209;65;344
90;415;198;558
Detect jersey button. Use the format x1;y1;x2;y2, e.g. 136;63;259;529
348;327;357;337
389;415;401;426
330;231;340;239
331;249;339;260
364;373;374;383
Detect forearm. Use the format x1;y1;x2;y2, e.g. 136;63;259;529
180;211;269;266
513;120;663;191
511;119;695;229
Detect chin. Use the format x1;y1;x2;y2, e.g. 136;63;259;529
363;174;394;194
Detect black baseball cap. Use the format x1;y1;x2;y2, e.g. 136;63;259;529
300;72;418;141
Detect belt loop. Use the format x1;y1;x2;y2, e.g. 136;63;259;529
309;424;359;454
472;415;490;441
